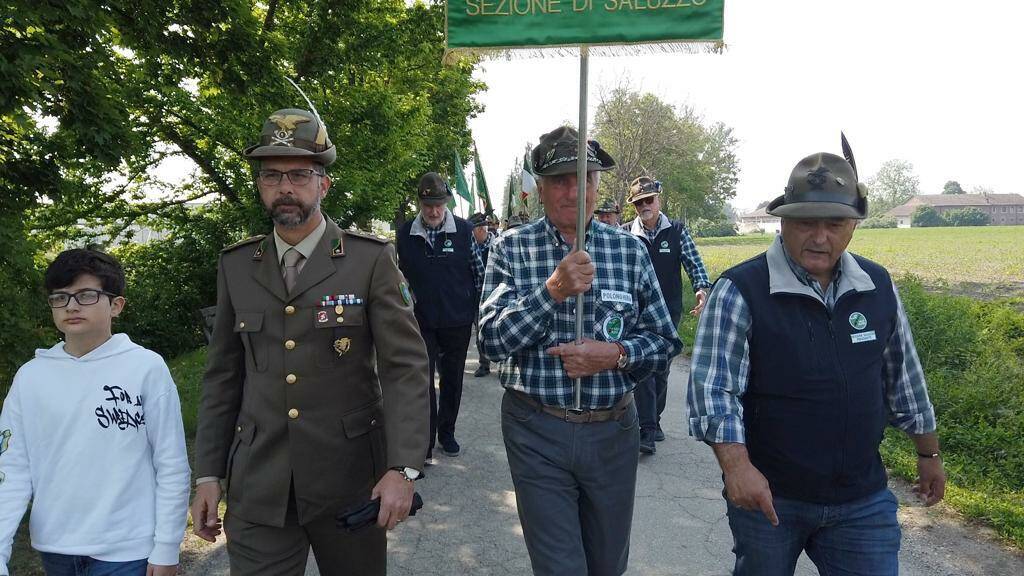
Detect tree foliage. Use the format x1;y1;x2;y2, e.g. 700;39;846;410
867;159;920;216
860;215;897;229
943;207;990;227
3;0;483;237
942;180;965;195
1;1;483;387
592;85;739;224
911;205;945;227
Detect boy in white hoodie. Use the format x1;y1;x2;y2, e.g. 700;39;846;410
0;249;191;576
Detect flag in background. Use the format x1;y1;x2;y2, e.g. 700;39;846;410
473;142;493;215
451;150;473;211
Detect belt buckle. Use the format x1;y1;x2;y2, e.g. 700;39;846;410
565;408;591;423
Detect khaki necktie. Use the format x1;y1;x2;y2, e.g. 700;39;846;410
282;248;304;293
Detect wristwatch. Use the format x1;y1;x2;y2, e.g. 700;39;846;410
615;343;628;370
391;466;422;482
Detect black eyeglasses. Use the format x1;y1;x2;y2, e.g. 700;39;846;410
48;289;117;309
257;169;324;186
636;196;658;206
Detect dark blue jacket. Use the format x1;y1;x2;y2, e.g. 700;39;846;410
721;251;897;504
397;216;477;330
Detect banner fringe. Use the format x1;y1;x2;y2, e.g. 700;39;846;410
444;41;725;65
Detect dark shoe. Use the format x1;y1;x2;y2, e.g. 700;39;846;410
473;365;490;377
440;438;461;457
639;431;656;455
654;428;666;442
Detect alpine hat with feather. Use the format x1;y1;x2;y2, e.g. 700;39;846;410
767;133;868;219
243;108;337;166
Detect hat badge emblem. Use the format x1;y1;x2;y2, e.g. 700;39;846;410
269;114;310;147
806;166;830;190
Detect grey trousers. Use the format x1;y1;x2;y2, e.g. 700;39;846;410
501;390;640;576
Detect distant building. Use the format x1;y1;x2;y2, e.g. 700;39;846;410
738;207;781;234
886;194;1024;228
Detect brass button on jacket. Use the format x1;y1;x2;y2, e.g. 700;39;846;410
286;373;297;384
284;305;296;315
285;340;296;350
288;408;299;419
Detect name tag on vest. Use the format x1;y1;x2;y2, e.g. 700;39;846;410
851;331;876;344
659;248;671;253
600;290;633;305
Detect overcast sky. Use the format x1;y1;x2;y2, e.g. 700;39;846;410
467;0;1024;215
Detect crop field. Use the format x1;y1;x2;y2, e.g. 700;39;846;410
694;226;1024;298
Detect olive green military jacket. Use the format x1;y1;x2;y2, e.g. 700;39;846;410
194;216;429;527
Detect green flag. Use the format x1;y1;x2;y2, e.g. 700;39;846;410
451;150;473;208
447;1;724;50
473;144;493;214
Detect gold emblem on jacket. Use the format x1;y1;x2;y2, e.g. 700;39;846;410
334;338;352;357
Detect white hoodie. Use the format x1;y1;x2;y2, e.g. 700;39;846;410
0;334;190;574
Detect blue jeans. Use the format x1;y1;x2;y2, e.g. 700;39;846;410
726;488;901;576
39;553;147;576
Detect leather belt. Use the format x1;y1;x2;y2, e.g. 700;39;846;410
510;390;633;424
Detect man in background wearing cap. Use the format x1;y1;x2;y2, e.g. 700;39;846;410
594;198;621;226
624;176;712;454
191;108;429;575
469;212;494;377
397;174;485;460
479;127;680;575
687;141;945;575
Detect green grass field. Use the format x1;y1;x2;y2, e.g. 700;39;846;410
696;226;1024;290
677;226;1024;347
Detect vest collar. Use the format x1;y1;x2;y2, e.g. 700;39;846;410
766;236;875;303
629;212;670;240
409;208;457;240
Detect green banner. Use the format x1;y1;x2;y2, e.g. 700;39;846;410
447;0;723;49
473;145;493;214
451;150;473;208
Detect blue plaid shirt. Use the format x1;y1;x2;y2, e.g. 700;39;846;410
479;217;682;409
687;238;936;444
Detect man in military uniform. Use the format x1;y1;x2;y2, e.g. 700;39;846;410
594;198;621;226
396;175;485;460
624;176;712;454
190;108;429;576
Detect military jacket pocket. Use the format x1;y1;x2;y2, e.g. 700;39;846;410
313;306;366;368
226;420;256;501
234;311;268;372
340;402;387;482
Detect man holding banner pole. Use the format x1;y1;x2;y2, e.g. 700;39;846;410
479;127;680;575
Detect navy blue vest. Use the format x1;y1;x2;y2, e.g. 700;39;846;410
633;219;685;323
397;217;477;329
721;253;897;504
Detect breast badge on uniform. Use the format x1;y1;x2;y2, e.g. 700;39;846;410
334;338;352;357
442;238;455;253
399;282;413;306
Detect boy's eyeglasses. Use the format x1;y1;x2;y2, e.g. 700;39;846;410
47;289;117;308
258;169;324;186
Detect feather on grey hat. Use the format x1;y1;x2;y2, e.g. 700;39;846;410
767;134;868;219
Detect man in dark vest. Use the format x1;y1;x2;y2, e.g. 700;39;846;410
687;141;946;575
469;212;494;377
397;174;484;461
624;176;712;454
